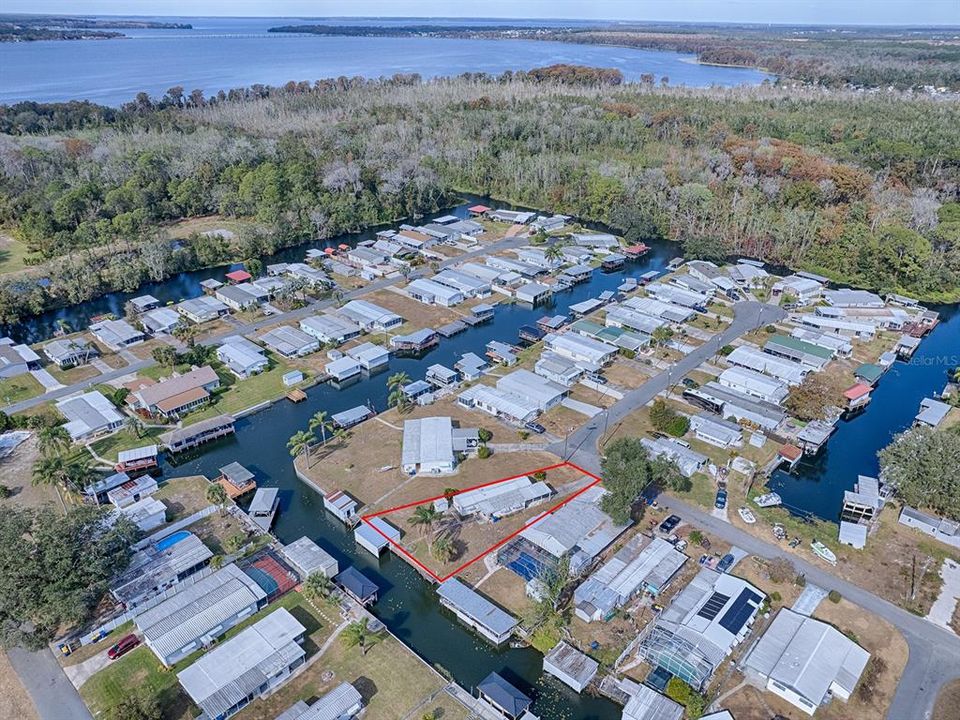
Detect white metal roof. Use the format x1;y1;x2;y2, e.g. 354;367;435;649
401;417;454;468
744;608;870;705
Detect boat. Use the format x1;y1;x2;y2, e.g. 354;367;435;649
753;492;782;508
737;507;756;524
811;540;837;566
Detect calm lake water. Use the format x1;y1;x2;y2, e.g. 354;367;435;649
0;16;772;106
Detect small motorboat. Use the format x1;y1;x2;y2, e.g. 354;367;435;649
754;492;783;508
773;524;788;541
811;540;837;566
738;507;757;524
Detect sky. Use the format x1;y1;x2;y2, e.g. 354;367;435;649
4;0;958;26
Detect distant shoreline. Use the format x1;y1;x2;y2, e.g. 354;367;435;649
0;15;191;43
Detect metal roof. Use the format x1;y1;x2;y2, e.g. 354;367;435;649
544;641;599;688
220;462;254;485
249;487;279;514
281;537;338;578
56;391;124;439
260;326;318;356
335;566;378;601
112;532;213;605
744;608;870;705
621;682;684;720
281;682;363;720
355;517;400;550
402;417;454;469
437;578;518;636
520;485;627;561
177;608;305;718
135;563;266;660
477;672;531;716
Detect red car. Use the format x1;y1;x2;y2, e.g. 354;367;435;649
107;634;140;660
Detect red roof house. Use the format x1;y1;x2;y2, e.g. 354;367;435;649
225;269;252;283
468;205;491;215
843;383;872;401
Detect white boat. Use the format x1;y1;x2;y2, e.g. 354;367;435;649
738;507;757;524
753;492;782;508
811;540;837;566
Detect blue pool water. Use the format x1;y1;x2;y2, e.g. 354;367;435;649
154;530;191;552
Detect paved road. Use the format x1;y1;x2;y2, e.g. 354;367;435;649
2;233;528;416
7;647;93;720
549;300;960;720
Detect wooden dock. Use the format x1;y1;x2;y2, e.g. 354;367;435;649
437;320;468;337
286;389;307;403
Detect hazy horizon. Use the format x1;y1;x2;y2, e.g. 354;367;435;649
3;1;958;27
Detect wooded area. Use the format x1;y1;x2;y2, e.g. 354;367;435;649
0;72;958;324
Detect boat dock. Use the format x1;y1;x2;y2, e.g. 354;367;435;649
437;320;468;337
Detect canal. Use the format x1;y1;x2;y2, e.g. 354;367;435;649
769;303;960;522
7;197;959;716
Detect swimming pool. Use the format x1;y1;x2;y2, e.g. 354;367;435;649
154;530;191;552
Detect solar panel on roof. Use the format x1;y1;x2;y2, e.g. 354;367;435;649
697;591;730;621
718;589;762;634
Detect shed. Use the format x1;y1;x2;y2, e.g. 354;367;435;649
838;521;867;550
335;566;378;605
355;517;401;556
542;641;598;693
477;672;532;719
281;536;338;579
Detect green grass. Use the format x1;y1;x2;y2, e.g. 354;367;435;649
79;592;330;720
61;622;133;667
89;426;166;463
139;363;193;381
0;236;33;275
183;357;299;425
672;471;718;509
79;645;194;720
0;374;44;404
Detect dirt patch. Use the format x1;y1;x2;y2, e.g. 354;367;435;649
475;567;531;616
0;436;62;512
383;463;589;579
934;678;960;720
365;288;462;329
0;651;38;720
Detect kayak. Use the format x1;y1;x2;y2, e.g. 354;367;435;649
738;507;757;524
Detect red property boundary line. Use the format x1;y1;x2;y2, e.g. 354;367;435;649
359;460;602;583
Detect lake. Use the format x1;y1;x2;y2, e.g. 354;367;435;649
0;16;773;107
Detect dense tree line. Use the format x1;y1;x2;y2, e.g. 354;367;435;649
0;72;958;324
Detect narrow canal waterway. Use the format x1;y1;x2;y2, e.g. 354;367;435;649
769;303;960;521
8;198;959;716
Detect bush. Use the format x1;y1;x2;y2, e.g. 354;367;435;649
828;589;842;603
477;427;493;443
764;324;777;333
795;573;807;587
769;590;782;603
719;344;734;356
664;415;690;437
665;677;706;719
856;656;887;701
477;445;492;459
767;557;795;584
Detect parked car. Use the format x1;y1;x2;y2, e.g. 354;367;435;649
524;421;546;435
586;372;607;385
714;489;728;509
717;553;735;573
658;514;681;534
681;377;699;389
107;634;140;660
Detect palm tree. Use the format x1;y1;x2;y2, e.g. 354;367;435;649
209;554;224;571
32;454;94;494
341;618;382;656
304;572;332;602
431;535;455;563
544;242;564;263
205;482;228;515
408;505;440;535
172;321;197;346
287;430;314;462
387;372;410;393
309;411;334;446
36;425;71;457
388;386;413;414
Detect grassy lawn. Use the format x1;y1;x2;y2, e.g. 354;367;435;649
184;358;298;425
0;235;33;275
153;475;212;520
0;374;44;404
60;622;133;668
172;591;334;672
237;631;446;720
48;363;100;385
672;471;718;509
80;592;331;720
139;363;194;381
79;645;195;720
89;426;166;463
